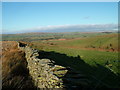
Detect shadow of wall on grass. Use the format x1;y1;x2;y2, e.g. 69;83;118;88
38;50;120;89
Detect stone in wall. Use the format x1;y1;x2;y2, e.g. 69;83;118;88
18;42;91;89
18;42;68;88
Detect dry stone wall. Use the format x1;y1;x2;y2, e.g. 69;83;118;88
17;42;68;88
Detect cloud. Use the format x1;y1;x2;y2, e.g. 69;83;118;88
3;24;118;34
21;24;117;33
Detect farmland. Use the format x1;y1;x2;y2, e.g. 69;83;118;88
2;32;120;88
29;32;120;88
29;33;119;71
2;32;115;41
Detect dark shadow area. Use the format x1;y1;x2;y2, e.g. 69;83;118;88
38;50;120;89
18;41;27;47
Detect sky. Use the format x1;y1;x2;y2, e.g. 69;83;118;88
2;0;120;2
2;2;118;34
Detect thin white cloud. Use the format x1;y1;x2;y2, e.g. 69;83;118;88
3;24;118;34
18;24;118;33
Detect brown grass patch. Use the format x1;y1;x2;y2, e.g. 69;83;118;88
1;41;37;89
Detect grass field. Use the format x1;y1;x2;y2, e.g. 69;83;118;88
28;33;119;88
30;33;119;74
2;32;116;41
2;32;120;88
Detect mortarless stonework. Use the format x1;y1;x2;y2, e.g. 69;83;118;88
17;42;68;88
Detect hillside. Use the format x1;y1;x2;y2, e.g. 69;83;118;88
2;32;116;41
42;33;118;51
29;33;120;80
1;32;120;89
2;32;118;51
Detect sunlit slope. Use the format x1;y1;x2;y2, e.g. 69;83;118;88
28;33;120;88
2;32;116;41
30;33;119;74
38;33;118;51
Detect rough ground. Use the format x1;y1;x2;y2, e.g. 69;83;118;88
1;41;120;89
1;41;37;89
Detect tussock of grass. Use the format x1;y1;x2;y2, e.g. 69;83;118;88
2;41;37;89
